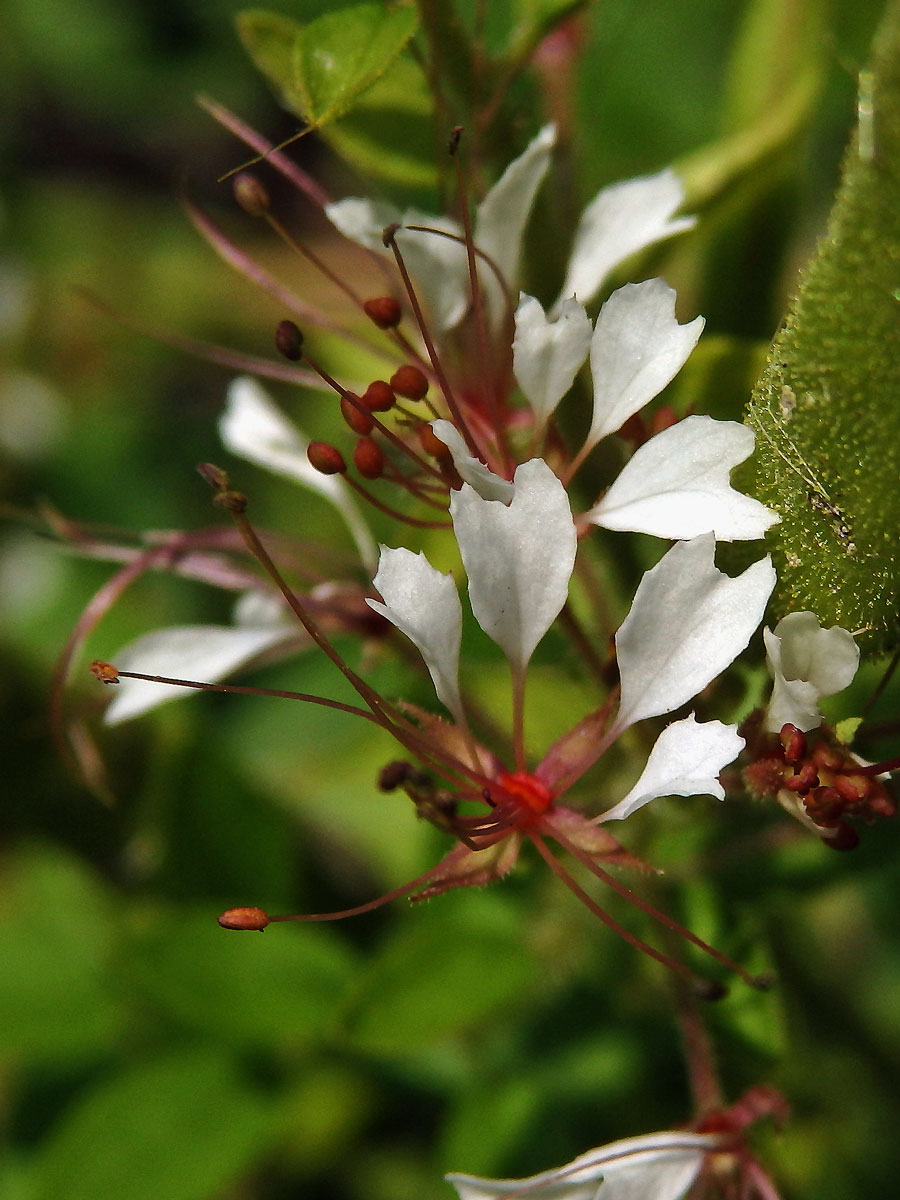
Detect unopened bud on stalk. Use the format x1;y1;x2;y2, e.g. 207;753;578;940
274;319;304;360
390;365;429;400
354;437;384;479
307;442;347;475
340;394;374;435
363;296;402;329
361;380;395;412
233;173;270;217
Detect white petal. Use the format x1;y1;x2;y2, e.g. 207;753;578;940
220;377;376;569
104;624;293;724
763;612;859;734
447;1131;712;1200
450;459;576;675
326;197;469;331
600;715;744;821
475;125;556;325
557;167;695;310
366;546;464;722
613;534;776;732
588;416;780;541
513;295;592;426
587;280;704;449
430;420;515;502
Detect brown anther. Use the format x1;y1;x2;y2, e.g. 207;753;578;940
832;773;866;807
390;365;429;400
218;906;270;931
381;222;401;248
785;763;819;794
233;173;270;217
378;761;414;791
197;462;229;492
213;490;248;514
362;380;396;412
307;442;347;475
822;821;860;851
779;723;807;765
448;126;463;155
274;319;304;361
90;660;120;685
363;297;402;329
340;393;374;435
418;424;451;460
354;437;384;480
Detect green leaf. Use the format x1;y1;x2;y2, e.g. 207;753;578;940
340;905;537;1056
746;1;900;653
236;10;303;112
0;847;123;1064
294;3;419;129
129;907;357;1051
27;1052;271;1200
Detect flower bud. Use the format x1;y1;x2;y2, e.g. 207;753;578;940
390;365;429;400
354;437;384;479
307;442;347;475
340;394;374;435
274;319;304;361
362;380;395;412
363;296;402;329
233;173;270;217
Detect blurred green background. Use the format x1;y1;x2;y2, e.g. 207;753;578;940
2;1;900;1197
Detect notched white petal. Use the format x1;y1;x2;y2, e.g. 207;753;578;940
447;1130;712;1200
614;534;776;732
366;545;464;722
475;125;556;324
104;623;293;724
601;715;744;821
587;279;704;449
557;167;695;310
513;294;592;427
430;419;515;503
220;377;376;568
588;415;780;541
450;459;576;674
764;611;859;733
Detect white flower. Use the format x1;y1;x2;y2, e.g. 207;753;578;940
368;458;577;686
763;611;860;733
220;376;376;569
327;128;694;335
447;1130;719;1200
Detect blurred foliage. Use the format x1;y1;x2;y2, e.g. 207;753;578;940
2;1;900;1199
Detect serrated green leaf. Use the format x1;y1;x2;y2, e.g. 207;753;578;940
746;0;900;653
27;1052;271;1200
293;3;419;129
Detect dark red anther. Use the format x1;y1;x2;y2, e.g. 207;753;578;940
362;380;396;412
823;821;860;851
378;761;414;791
233;173;270;216
419;424;451;460
780;723;807;765
831;773;866;807
354;437;384;479
218;906;270;931
363;296;402;329
390;364;429;400
785;762;819;794
307;442;347;475
340;394;374;435
275;319;304;360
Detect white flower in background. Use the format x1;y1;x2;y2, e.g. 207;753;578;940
447;1130;720;1200
763;611;860;733
326;126;695;334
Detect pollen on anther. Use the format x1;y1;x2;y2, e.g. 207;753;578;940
218;906;270;931
90;660;120;685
